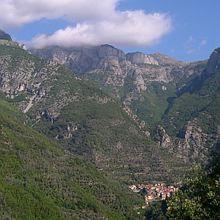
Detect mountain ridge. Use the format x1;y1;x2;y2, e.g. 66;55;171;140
0;30;219;182
30;43;205;130
30;41;219;165
159;48;220;162
0;41;187;184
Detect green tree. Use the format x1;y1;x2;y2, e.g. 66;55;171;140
167;153;220;219
145;201;168;220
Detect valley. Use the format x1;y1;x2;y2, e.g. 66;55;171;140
0;36;188;184
0;30;219;219
31;42;219;165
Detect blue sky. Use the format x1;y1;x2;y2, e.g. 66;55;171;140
119;0;219;61
4;0;220;61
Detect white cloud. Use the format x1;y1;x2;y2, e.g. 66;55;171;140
0;0;118;27
31;11;171;48
0;0;172;48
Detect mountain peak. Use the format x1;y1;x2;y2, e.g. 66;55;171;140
0;29;12;41
95;44;125;59
126;52;159;65
206;47;220;75
150;52;183;65
99;44;117;49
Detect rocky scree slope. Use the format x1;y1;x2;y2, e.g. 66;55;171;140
0;41;186;183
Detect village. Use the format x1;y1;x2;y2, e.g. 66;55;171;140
129;182;179;205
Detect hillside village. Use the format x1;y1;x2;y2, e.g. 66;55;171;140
129;183;179;205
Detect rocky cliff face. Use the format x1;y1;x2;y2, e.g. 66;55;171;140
126;52;159;65
31;45;206;129
31;43;218;165
157;121;213;163
31;45;206;98
31;45;126;74
0;42;188;183
0;45;60;113
31;45;188;87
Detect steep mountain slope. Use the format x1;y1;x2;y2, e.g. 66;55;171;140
0;40;187;183
160;48;220;162
31;45;206;130
32;43;220;166
0;96;144;220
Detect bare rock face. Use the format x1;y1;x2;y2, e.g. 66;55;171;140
179;47;220;96
132;69;147;92
0;50;60;113
126;52;159;65
97;44;125;60
158;120;214;163
157;125;173;149
151;53;182;66
177;120;212;162
31;45;187;85
32;45;126;74
31;44;198;100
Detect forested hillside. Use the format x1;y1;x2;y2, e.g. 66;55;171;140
0;95;144;219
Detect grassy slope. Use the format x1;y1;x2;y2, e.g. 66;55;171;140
0;98;144;220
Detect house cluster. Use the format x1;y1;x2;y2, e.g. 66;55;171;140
129;182;179;205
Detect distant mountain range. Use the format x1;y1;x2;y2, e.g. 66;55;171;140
31;44;206;129
31;42;219;164
0;32;186;184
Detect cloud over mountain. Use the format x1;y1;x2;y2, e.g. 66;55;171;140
0;0;172;48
